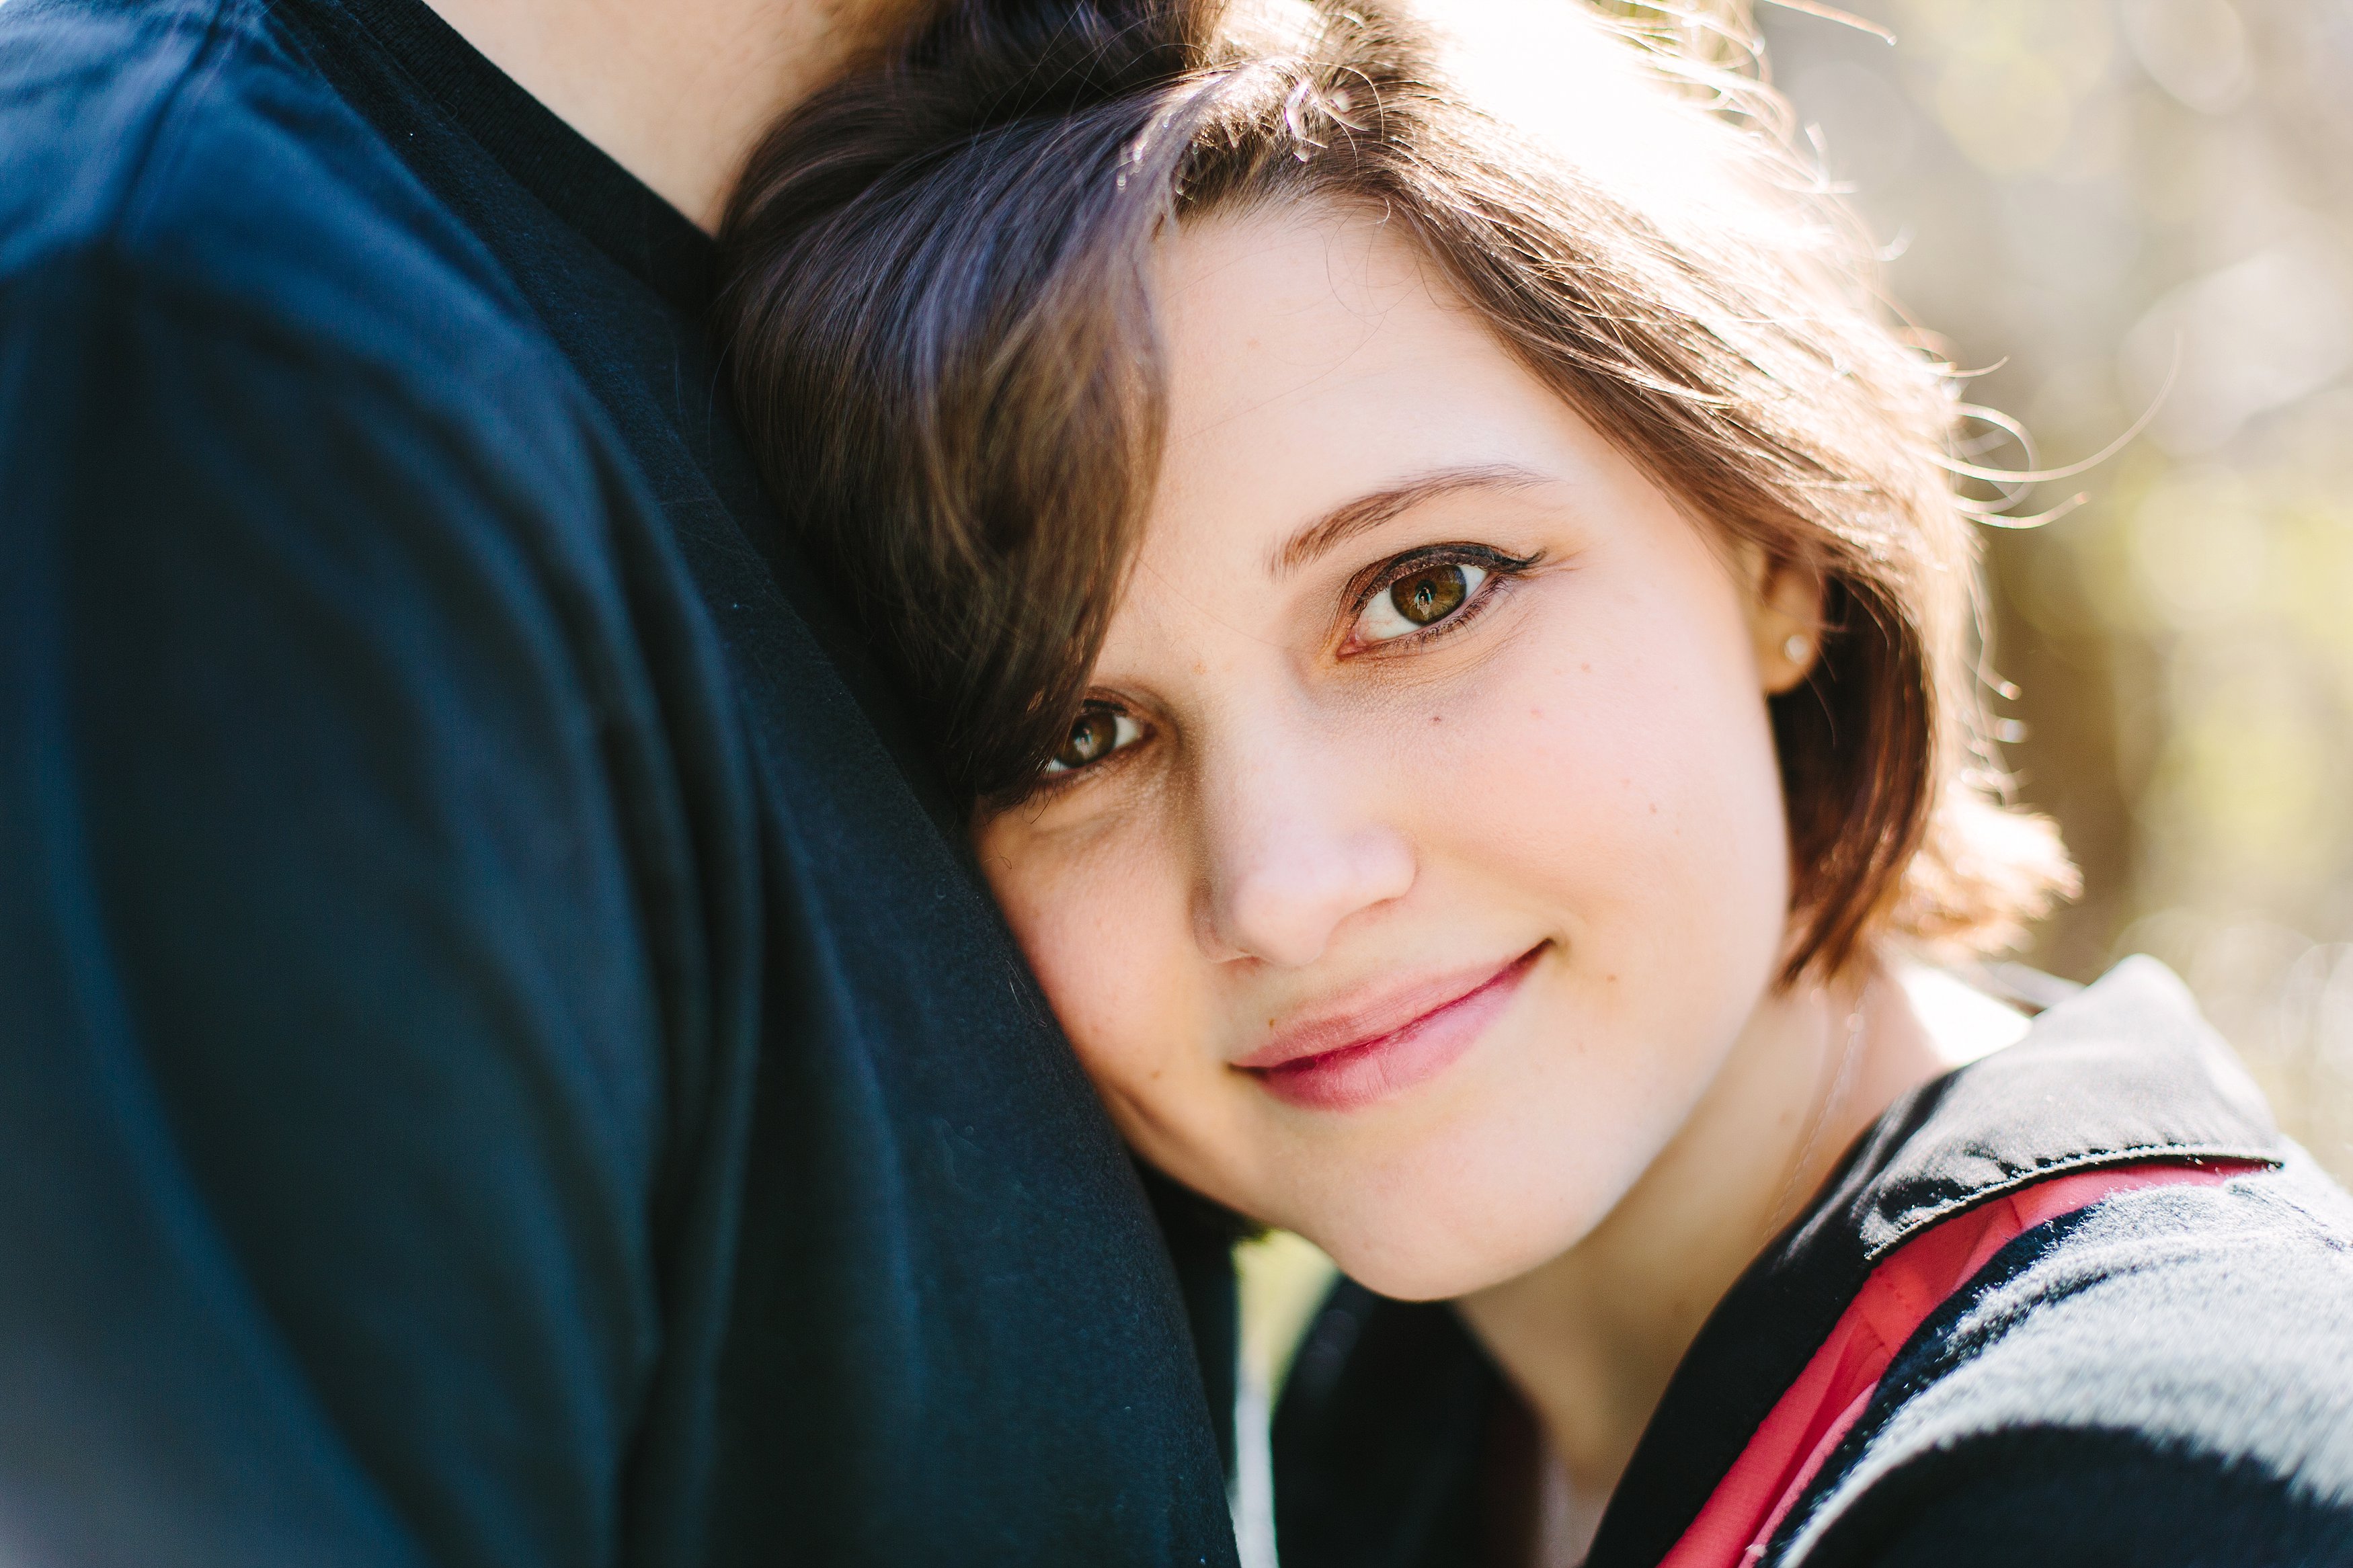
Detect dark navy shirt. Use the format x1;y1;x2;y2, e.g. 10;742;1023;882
1274;960;2353;1567
0;1;1238;1563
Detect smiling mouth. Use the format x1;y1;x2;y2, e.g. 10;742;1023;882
1234;943;1548;1112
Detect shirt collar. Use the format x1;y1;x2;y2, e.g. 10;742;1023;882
1593;957;2282;1567
284;0;717;316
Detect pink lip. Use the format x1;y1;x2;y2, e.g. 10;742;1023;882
1234;944;1546;1112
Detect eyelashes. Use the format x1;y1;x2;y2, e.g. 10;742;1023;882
1341;542;1539;656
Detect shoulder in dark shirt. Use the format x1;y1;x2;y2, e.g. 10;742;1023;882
1788;1147;2353;1565
1762;961;2353;1565
0;3;1238;1565
0;3;754;1563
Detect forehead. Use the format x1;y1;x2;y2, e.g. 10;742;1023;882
1153;206;1510;463
1139;208;1578;580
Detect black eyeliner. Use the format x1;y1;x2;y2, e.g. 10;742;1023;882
1343;542;1542;618
1339;542;1542;655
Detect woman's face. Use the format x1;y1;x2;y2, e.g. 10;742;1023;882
976;208;1815;1300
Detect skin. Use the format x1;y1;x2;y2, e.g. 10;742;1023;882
426;0;926;231
975;206;1973;1544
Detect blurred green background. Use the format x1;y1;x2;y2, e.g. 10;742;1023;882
1757;0;2353;1182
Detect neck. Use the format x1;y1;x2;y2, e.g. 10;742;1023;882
424;0;918;233
1453;960;1962;1542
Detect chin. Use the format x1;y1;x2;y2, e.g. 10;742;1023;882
1321;1229;1557;1303
1260;1074;1668;1303
1330;1252;1497;1305
1303;1188;1602;1303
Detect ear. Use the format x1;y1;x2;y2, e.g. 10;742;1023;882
1739;543;1825;697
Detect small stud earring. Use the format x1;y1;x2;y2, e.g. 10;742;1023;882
1783;632;1812;665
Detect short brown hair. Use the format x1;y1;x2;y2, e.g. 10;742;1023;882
715;0;2075;981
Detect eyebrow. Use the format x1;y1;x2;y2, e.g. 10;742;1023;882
1269;463;1554;578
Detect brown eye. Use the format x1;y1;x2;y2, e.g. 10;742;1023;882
1058;710;1117;768
1391;564;1468;626
1044;707;1144;776
1357;560;1488;644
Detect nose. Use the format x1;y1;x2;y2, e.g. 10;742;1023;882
1193;746;1417;968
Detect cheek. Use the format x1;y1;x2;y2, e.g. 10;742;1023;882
1474;617;1792;1103
976;819;1201;1130
979;807;1298;1219
1419;584;1791;946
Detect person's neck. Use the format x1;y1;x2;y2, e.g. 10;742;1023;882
1452;960;1962;1557
422;0;920;233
